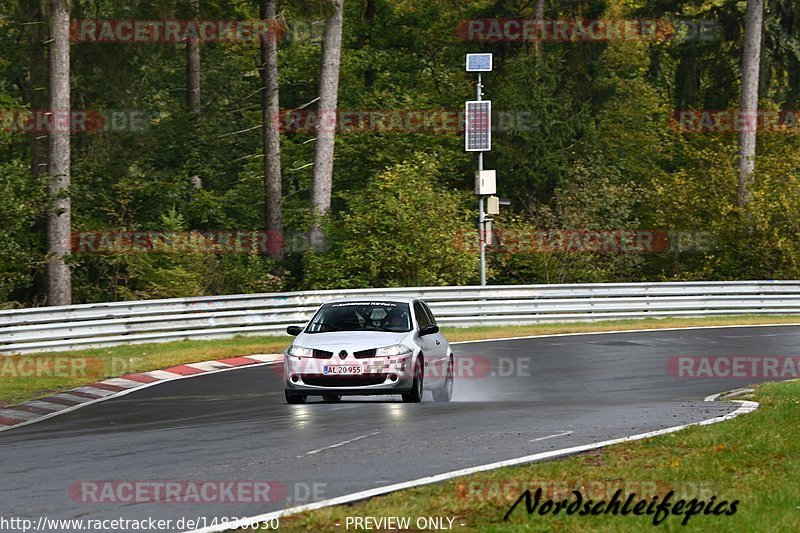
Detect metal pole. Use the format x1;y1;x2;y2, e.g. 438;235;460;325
478;154;486;286
477;73;487;286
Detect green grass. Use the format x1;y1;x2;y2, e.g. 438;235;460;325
2;314;800;408
274;382;800;532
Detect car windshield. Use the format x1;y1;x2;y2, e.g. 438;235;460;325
305;301;412;334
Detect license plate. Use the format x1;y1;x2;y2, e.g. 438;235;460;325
323;365;362;375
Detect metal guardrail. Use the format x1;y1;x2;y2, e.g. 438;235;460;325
1;281;799;354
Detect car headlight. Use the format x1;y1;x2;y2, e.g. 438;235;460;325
287;345;313;358
375;344;412;357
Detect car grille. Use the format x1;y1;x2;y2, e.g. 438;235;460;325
353;348;377;359
312;349;333;359
303;374;386;387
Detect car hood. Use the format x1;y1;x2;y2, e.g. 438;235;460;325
294;330;411;351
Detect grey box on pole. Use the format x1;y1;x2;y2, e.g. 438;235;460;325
486;195;500;215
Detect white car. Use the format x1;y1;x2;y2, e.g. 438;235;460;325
283;297;454;404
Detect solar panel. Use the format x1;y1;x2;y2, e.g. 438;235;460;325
466;53;493;72
465;100;492;152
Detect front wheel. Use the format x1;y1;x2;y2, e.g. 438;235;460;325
432;358;453;402
402;359;424;403
285;390;307;404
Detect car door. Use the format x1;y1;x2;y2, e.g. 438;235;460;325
414;301;447;386
413;301;441;387
421;301;449;379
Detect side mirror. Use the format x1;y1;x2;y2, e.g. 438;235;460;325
419;324;439;336
286;325;303;336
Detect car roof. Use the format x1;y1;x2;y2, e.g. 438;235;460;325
324;296;418;305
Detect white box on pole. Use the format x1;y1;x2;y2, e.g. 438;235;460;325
475;170;496;195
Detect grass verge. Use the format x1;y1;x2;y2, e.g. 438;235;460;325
2;314;799;408
273;381;800;532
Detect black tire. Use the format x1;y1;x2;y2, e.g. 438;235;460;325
285;390;307;404
432;358;453;403
402;358;424;403
322;394;342;403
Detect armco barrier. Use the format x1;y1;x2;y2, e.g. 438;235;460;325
1;281;799;354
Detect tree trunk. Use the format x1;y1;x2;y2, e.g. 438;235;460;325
534;0;545;19
362;0;376;87
186;0;201;190
785;56;800;112
533;0;545;60
757;21;768;99
25;0;48;179
47;0;71;306
25;0;49;304
309;0;345;249
187;0;201;113
738;0;764;206
675;49;700;109
260;0;284;259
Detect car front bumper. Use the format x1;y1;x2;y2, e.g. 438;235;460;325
283;355;415;394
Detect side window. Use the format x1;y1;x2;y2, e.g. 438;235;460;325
413;302;431;330
421;302;437;326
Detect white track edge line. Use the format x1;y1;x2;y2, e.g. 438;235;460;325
186;395;760;533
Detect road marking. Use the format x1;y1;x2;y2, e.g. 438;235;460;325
299;431;381;458
246;354;283;363
0;409;40;421
99;377;147;388
530;431;572;442
186;397;758;533
52;393;99;404
73;386;117;397
185;361;233;372
25;401;71;412
143;370;185;380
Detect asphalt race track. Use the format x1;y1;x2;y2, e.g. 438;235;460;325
1;325;796;532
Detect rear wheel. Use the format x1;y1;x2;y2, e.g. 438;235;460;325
285;390;307;404
432;358;453;402
402;359;424;403
322;394;342;402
